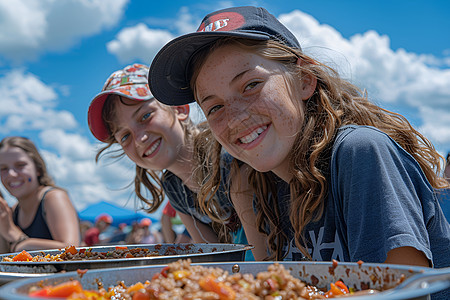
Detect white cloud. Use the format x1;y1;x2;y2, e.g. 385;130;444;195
39;129;94;160
106;6;202;64
38;132;139;211
0;69;57;104
418;107;450;144
0;0;129;62
279;10;450;147
0;69;77;133
107;23;174;64
174;6;198;35
0;0;46;60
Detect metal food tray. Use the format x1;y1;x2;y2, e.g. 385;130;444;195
1;261;447;300
0;243;252;276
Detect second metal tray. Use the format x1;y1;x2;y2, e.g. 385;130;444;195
0;243;252;274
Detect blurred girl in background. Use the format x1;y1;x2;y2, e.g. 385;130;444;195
0;136;80;253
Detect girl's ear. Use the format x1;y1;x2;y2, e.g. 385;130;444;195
297;58;317;100
174;104;190;121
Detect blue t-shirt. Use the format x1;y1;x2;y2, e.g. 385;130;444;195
273;125;449;298
436;188;450;222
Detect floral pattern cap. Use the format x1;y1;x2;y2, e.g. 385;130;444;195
88;63;153;142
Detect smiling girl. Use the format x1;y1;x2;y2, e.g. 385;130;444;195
88;64;253;254
0;136;80;253
148;5;450;279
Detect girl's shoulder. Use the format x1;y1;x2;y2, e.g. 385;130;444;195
41;186;67;197
332;125;423;174
335;125;391;146
333;125;408;157
41;187;71;206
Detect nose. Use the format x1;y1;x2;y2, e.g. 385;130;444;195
134;127;149;146
1;167;19;180
227;101;250;129
7;167;19;177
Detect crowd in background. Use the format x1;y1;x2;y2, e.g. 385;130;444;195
79;206;192;248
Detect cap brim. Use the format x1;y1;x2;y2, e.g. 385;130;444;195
88;87;152;142
149;31;270;106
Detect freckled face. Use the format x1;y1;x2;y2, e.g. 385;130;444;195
195;44;305;178
113;98;186;172
0;146;40;198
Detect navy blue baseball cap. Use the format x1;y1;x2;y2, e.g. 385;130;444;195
148;6;301;106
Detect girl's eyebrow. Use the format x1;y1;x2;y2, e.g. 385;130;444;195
131;103;145;119
230;69;250;85
113;106;143;135
199;69;249;105
114;100;155;135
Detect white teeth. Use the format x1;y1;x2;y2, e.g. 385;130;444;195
145;139;161;156
239;125;267;144
9;181;22;187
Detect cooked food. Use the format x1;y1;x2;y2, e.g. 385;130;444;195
28;259;379;299
2;246;162;262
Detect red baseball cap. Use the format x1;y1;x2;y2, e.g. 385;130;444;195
96;213;113;224
139;218;152;227
88;63;153;142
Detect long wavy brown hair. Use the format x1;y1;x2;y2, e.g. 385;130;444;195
190;38;448;260
95;95;234;242
0;136;56;187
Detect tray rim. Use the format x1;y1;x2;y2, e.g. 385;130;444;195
0;243;254;266
0;261;436;300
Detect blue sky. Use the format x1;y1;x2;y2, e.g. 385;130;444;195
1;0;449;216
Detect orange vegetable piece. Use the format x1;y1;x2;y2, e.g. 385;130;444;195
46;280;83;297
127;282;145;294
334;280;349;293
324;280;349;297
199;275;236;300
115;246;128;250
29;281;83;298
132;290;151;300
64;245;78;255
12;250;33;261
29;287;49;297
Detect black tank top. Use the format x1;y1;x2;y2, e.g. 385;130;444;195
12;188;54;240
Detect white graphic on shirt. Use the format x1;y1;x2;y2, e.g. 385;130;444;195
284;227;344;261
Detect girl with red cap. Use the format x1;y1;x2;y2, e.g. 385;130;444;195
88;64;256;259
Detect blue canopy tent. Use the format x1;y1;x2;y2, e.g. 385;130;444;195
78;201;158;227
